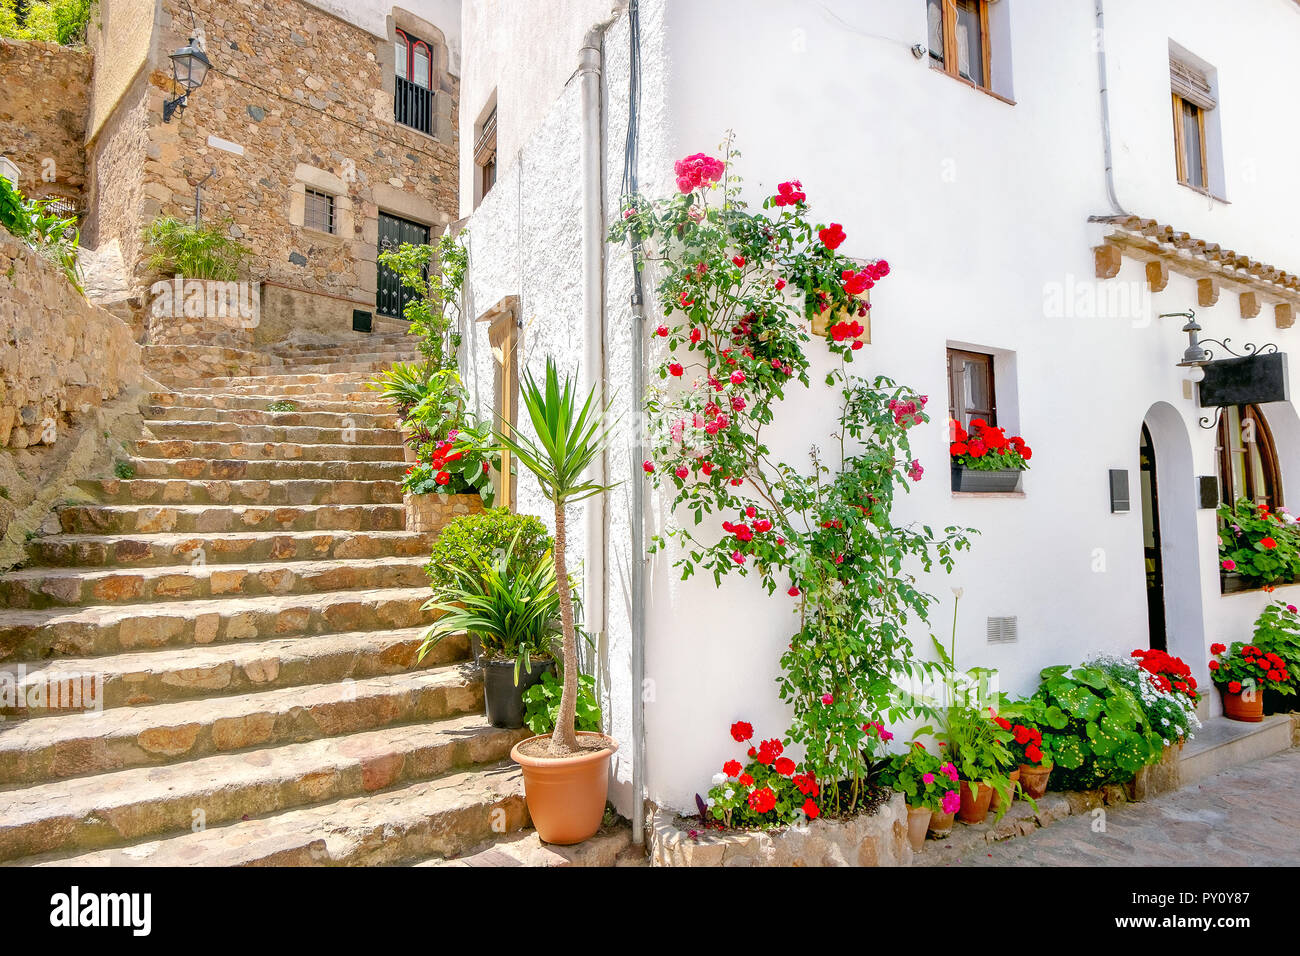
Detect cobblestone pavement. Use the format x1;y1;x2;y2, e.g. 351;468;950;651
918;748;1300;866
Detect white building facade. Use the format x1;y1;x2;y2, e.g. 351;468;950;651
453;0;1300;818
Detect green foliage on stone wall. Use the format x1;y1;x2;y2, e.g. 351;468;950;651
144;217;252;282
0;0;95;46
0;177;82;289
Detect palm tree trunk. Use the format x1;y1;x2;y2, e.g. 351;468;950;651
550;501;580;754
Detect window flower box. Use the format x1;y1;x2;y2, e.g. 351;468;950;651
949;418;1031;493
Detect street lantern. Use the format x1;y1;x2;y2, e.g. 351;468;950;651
163;38;212;122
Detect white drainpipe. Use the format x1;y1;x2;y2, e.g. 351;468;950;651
578;29;609;740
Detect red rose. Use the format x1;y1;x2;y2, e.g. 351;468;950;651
818;223;846;250
668;362;684;377
642;460;655;473
730;721;753;742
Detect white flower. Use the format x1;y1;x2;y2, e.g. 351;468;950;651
712;772;728;786
706;797;715;807
952;587;965;599
724;789;734;799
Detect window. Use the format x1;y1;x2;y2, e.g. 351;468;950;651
1170;54;1217;192
394;28;435;135
303;188;335;234
1217;405;1281;510
474;105;498;206
947;348;997;431
928;0;990;90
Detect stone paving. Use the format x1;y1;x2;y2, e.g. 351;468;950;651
918;748;1300;866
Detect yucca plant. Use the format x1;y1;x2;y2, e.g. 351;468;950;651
496;357;619;754
144;216;250;281
417;534;562;684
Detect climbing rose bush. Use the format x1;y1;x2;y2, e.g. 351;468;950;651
611;144;973;815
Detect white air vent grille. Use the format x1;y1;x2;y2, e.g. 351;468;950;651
987;616;1018;644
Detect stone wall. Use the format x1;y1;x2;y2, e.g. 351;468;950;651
0;40;91;207
87;0;460;343
0;233;141;448
0;231;145;566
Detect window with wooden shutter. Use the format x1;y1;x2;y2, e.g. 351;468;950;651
927;0;992;92
1170;57;1214;190
1217;404;1281;510
947;348;997;431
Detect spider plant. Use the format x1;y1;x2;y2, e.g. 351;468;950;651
144;216;250;281
417;534;563;686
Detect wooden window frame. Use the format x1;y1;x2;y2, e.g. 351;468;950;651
1171;92;1208;189
1217;404;1282;510
930;0;992;92
474;106;498;205
947;347;997;431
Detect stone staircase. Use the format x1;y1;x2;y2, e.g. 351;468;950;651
0;333;553;866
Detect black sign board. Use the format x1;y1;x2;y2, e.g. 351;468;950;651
1197;352;1288;407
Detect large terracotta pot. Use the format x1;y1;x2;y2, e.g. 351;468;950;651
1018;762;1053;799
989;768;1021;812
905;804;931;852
1222;688;1264;722
928;809;956;838
957;780;993;824
510;732;618;845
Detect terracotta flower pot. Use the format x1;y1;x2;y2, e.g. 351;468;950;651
510;732;618;845
957;780;993;824
1221;687;1264;722
989;767;1020;812
1018;762;1053;799
928;809;956;838
906;804;931;852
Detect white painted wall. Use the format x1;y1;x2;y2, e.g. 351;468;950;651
457;0;1300;816
305;0;461;70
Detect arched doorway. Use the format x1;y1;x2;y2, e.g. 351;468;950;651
1139;403;1206;665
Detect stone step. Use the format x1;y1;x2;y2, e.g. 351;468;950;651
1179;714;1293;786
76;477;403;506
148;392;392;415
142;405;399;429
0;667;477;786
26;529;432;568
57;502;404;535
18;762;527;867
0;627;464;714
144;420;403;447
245;359;406;377
205;371;386;389
420;827;641;867
124;456;408;482
0;586;432;660
0;719;527;863
175;383;380;400
269;335;415;356
132;439;405;462
0;555;428;608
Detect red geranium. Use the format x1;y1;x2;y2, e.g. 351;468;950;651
730;721;753;742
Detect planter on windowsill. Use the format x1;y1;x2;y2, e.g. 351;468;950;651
1219;570;1300;595
950;465;1022;494
403;491;484;534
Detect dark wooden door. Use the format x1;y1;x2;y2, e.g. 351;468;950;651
1139;424;1167;651
377;212;430;319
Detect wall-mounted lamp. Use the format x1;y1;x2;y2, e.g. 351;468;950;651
1161;310;1211;369
163;38;211;123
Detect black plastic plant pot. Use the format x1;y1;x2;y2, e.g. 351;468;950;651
951;465;1022;493
482;657;556;729
468;632;483;663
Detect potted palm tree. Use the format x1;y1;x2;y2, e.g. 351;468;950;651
496;358;620;845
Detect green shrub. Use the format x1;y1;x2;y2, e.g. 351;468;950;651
1033;659;1166;790
425;509;550;589
267;400;297;412
144;216;251;281
1218;498;1300;586
1;177;82;289
1;0;94;45
522;670;602;736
